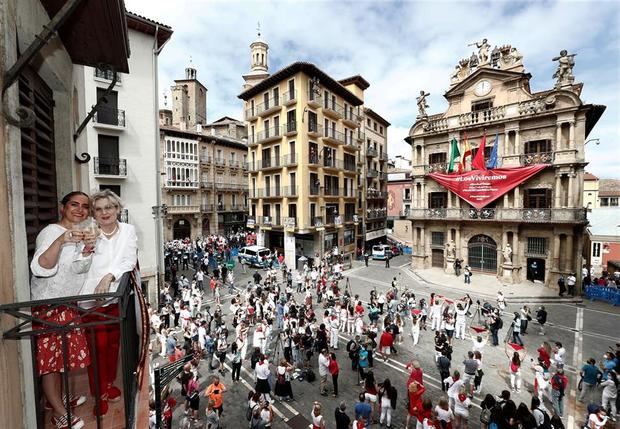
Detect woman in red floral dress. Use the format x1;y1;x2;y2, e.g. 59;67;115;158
30;191;96;429
406;380;426;429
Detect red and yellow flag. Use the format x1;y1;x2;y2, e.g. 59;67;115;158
458;133;471;173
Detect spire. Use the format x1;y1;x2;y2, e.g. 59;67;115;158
249;24;268;73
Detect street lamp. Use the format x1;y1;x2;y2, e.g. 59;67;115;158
585;138;600;146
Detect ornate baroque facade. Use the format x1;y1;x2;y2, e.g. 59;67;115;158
405;41;605;290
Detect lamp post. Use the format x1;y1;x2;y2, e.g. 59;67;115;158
152;203;168;308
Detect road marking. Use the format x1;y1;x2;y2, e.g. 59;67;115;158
558;303;620;317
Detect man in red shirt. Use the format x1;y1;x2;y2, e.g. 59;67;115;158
378;329;394;362
550;367;569;417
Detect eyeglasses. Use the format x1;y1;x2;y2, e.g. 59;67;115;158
94;204;118;213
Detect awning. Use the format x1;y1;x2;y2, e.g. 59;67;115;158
40;0;130;73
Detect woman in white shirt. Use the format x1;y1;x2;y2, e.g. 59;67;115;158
79;190;138;417
453;386;472;428
434;397;453;428
30;191;95;429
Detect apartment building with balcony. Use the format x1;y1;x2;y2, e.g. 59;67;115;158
387;168;413;245
404;42;605;290
239;34;369;265
160;67;248;240
75;13;172;304
356;106;390;246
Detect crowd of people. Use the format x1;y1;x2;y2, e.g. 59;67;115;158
148;236;619;429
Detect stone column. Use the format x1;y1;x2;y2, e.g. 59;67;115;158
514;130;520;156
413;183;419;208
504;193;509;208
455;228;461;259
447;191;452;208
421;182;426;208
421;145;426;166
420;227;426;263
568;121;575;150
564;233;574;272
412;227;418;254
554;175;562;208
513;186;521;208
556;122;563;150
512;231;519;265
567;173;575;208
552;234;561;270
284;230;296;269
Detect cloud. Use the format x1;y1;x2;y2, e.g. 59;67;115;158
126;0;620;178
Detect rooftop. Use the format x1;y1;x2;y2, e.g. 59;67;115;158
587;207;620;237
161;125;247;149
584;172;599;181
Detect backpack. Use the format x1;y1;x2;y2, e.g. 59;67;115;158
496;317;503;330
246;403;257;421
305;368;316;383
536;407;551;429
480;407;492;424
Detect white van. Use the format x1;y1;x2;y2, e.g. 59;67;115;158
372;244;392;260
238;245;272;267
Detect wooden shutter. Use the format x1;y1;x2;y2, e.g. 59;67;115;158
19;68;57;260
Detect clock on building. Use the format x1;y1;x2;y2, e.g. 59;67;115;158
474;79;492;97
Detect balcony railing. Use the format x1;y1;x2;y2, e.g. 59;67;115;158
367;190;387;199
281;153;298;167
344;161;357;172
323;128;346;145
367;208;387;219
282;186;299;197
520;151;554;166
458;106;506;126
308;122;323;137
356;130;365;142
229;204;248;211
379;152;388;162
228;160;242;169
342;187;356;198
324;187;340;197
118;208;129;223
426;162;449;174
307;90;322;107
0;272;143;429
367;169;378;178
405;207;587;223
201;155;212;164
94;67;122;82
323;99;344;118
251;125;282;145
284;121;297;135
259;187;282;198
214;157;226;167
366;147;378;157
261;156;282;170
93;107;126;127
202;204;214;212
165;180;199;188
312;216;324;227
310;185;321;196
283;90;297;105
378;172;388;181
167;205;200;214
94;157;127;177
343;108;361;125
256;95;282;116
260;216;273;226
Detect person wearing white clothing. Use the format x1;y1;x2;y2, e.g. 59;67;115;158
330;316;340;349
318;349;331;395
454;303;468;340
600;371;618;419
453;386;472;428
509;352;522;393
553;342;566;368
445;371;465;411
410;316;421;345
79;190;138;417
430;301;442;331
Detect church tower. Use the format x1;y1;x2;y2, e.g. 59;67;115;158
242;24;270;90
171;60;208;129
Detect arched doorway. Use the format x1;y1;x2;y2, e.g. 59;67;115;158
173;218;191;240
468;234;497;273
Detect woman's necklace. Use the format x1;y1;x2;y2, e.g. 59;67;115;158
101;223;119;238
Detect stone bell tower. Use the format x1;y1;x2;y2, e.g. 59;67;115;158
242;23;270;90
171;58;208;129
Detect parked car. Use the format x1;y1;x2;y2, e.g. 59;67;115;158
390;245;401;256
237;245;272;267
372;244;392;260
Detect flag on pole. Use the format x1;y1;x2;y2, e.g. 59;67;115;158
458;133;471;173
486;133;499;169
472;134;487;171
447;137;461;173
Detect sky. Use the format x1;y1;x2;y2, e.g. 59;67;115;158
126;0;620;178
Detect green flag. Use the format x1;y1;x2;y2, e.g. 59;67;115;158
447;137;461;173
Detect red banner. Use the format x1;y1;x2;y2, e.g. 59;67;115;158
428;165;548;209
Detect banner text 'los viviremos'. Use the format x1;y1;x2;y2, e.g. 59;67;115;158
427;165;548;209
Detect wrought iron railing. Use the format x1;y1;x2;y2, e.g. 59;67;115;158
404;207;587;223
94;157;127;176
0;272;144;429
520;151;554;166
94;67;122;82
93;107;126;127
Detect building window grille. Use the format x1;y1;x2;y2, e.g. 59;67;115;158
431;232;445;247
526;237;548;256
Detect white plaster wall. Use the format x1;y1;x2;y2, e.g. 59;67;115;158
80;29;161;301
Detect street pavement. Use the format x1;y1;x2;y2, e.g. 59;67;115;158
156;255;620;429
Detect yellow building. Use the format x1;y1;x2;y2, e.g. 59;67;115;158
239;34;393;264
405;41;605;290
583;172;599;208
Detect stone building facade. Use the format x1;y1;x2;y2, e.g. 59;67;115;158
405;41;605;291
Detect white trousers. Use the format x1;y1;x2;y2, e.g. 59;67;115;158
455;322;466;339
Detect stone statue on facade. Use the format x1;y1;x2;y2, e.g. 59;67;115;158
469;38;491;65
416;90;430;118
490;45;501;68
445;240;456;259
502;243;513;265
469;52;479;69
552;50;576;88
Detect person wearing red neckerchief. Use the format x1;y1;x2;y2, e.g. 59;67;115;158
405;380;426;429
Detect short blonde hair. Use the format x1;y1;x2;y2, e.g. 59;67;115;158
90;189;123;214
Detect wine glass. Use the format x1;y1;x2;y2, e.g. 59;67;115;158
77;218;99;253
